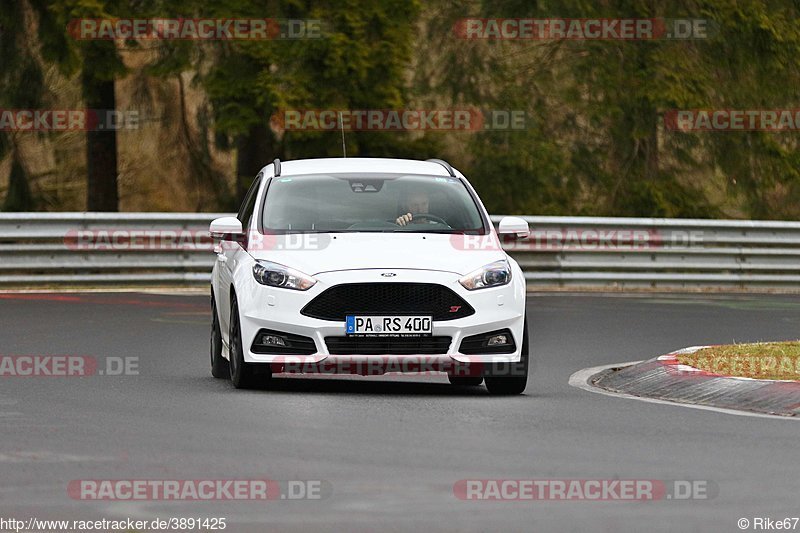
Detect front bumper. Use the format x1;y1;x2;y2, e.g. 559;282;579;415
234;268;526;371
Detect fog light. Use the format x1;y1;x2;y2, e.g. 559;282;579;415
460;329;515;354
487;334;509;346
262;335;287;347
251;329;316;355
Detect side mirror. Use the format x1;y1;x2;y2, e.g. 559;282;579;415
497;216;529;239
210;217;243;238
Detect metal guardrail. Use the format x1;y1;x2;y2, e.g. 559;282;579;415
0;213;224;286
504;216;800;289
1;212;800;289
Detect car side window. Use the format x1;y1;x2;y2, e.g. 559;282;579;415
234;173;262;249
237;173;263;229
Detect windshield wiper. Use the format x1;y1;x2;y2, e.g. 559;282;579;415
390;229;458;234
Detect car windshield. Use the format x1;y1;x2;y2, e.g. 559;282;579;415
260;173;486;233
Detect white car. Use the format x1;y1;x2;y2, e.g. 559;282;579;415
209;157;530;394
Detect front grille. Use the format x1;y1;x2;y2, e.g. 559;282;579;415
325;336;452;355
301;283;474;321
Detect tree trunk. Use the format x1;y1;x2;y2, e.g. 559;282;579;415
644;106;659;181
3;151;33;211
235;123;280;204
82;41;119;212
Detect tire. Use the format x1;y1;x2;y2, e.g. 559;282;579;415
210;294;229;379
228;295;266;389
448;375;484;387
484;317;529;396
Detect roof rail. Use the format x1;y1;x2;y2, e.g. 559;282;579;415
426;158;455;177
273;158;281;177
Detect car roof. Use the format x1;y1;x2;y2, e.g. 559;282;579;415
262;158;458;178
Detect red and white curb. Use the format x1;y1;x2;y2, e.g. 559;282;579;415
569;346;800;420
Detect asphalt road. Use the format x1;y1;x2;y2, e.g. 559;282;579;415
1;291;799;532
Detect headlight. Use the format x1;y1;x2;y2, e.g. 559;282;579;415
459;260;512;290
253;261;316;290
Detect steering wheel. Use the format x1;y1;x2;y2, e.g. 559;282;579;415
397;213;450;227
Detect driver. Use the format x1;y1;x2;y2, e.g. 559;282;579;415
395;190;431;226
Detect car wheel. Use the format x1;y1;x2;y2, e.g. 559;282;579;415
484;317;529;396
448;375;484;387
210;294;229;379
228;295;265;389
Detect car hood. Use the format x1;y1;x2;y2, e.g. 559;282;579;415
248;232;505;276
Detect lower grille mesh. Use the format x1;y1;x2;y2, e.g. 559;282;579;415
324;336;452;355
301;283;474;321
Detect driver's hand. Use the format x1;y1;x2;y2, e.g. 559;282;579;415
396;213;413;226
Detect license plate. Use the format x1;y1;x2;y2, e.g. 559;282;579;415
345;315;432;336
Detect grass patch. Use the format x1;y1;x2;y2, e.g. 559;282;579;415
677;341;800;380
